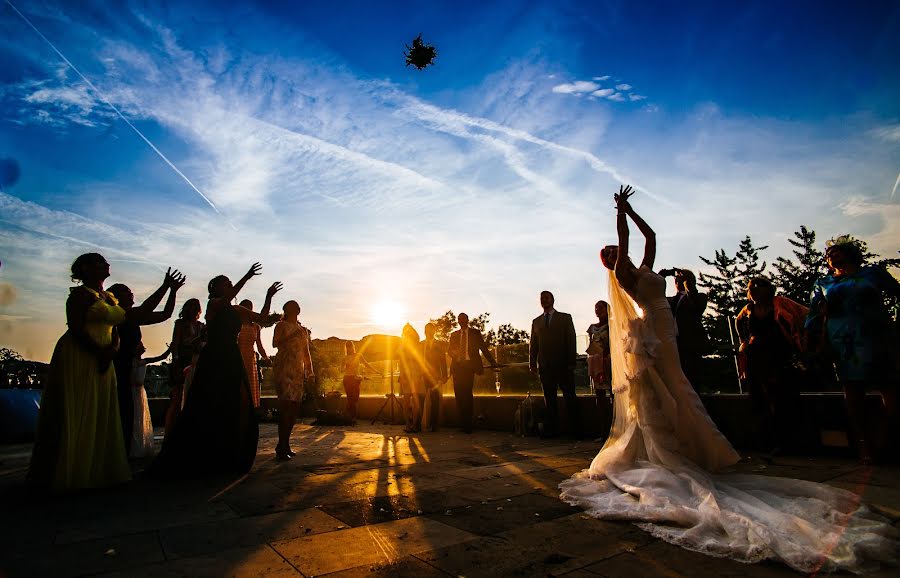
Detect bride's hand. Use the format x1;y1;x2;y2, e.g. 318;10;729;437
614;185;634;213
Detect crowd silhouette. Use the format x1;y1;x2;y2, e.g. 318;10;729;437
22;186;900;571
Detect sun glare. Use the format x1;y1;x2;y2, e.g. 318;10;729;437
370;300;406;330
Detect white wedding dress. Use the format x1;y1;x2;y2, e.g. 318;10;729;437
560;266;898;574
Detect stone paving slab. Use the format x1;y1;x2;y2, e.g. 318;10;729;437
159;507;344;560
271;516;476;576
97;544;300;577
2;423;899;578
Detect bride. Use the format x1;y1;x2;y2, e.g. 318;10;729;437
559;186;898;574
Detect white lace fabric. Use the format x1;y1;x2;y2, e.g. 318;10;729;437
559;269;898;574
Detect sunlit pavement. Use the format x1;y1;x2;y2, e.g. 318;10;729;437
1;424;898;577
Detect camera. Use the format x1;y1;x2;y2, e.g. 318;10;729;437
659;268;678;277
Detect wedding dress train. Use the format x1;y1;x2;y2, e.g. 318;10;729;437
559;266;897;574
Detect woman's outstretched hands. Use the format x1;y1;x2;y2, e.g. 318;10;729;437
614;184;634;213
165;268;187;290
245;262;263;279
266;282;283;298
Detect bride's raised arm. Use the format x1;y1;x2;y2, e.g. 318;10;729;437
617;186;656;271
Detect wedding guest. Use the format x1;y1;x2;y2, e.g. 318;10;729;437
164;299;205;436
151;263;281;477
660;267;710;388
130;341;168;458
421;322;448;431
272;300;313;460
28;253;132;490
237;299;269;408
736;277;809;454
530;291;580;438
108;268;185;452
398;324;425;433
448;313;497;433
806;236;900;463
342;341;379;422
586;300;612;396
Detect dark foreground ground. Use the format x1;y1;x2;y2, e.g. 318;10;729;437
1;423;898;577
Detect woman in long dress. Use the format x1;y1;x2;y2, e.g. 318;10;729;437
272;300;313;460
27;253;132;490
163;298;206;436
560;186;898;574
237;299;268;409
150;263;281;477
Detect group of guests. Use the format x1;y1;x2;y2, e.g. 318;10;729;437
373;315;496;435
24;230;900;491
735;237;900;463
27;256;319;490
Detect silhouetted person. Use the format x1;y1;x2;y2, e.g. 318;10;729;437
736;277;809;455
151;263;281;477
421;322;447;431
530;291;579;437
108;268;185;455
272;299;312;460
399;324;425;433
342;341;379;422
448;313;497;433
164;299;205;436
806;236;900;464
587;300;612;398
28;253;131;490
237;299;268;409
660;268;709;388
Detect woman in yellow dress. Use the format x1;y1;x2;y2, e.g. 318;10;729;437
28;253;132;490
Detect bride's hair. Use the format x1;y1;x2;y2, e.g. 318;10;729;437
600;245;618;270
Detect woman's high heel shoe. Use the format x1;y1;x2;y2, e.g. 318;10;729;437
275;445;292;461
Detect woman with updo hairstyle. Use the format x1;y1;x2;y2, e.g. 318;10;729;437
151;263;282;477
272;299;314;460
806;235;900;463
28;253;132;490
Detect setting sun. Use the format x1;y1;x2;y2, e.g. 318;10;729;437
370;300;406;330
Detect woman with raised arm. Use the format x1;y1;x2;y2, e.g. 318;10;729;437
163;298;206;436
108;268;186;454
150;263;282;477
560;186;897;573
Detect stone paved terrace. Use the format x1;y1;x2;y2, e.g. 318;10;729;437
1;424;899;577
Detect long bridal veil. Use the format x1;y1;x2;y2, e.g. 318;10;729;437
560;271;898;574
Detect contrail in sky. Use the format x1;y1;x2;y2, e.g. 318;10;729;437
891;172;900;200
4;0;224;218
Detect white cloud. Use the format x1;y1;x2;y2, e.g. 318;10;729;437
615;83;632;91
591;88;615;97
592;75;610;81
551;80;599;94
869;123;900;142
629;94;647;102
606;92;626;102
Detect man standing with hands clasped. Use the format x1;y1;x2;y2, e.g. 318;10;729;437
530;291;580;438
448;313;498;434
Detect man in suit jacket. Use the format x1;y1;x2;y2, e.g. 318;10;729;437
530;291;580;437
662;268;710;388
421;322;447;431
448;313;497;433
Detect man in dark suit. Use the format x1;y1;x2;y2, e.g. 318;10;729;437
421;322;447;431
530;291;579;437
448;313;497;433
661;268;710;388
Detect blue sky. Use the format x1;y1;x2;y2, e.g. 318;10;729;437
1;0;899;361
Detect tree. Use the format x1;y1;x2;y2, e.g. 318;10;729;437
486;323;530;346
428;310;490;341
698;236;768;358
772;226;826;305
699;235;768;319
